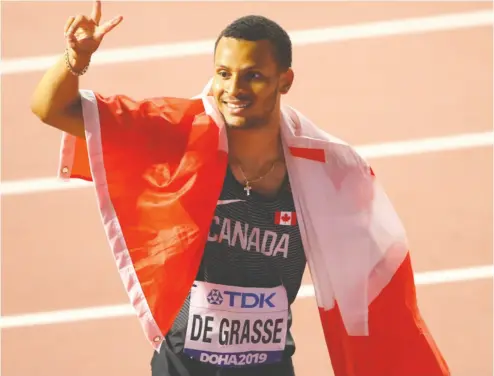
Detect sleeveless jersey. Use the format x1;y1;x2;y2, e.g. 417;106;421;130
165;166;307;368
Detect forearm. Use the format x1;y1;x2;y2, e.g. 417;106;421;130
30;50;89;122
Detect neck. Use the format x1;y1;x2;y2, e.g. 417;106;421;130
227;121;283;169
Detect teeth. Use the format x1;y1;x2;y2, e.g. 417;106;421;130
225;102;249;109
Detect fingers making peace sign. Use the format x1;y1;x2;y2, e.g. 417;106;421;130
64;0;123;57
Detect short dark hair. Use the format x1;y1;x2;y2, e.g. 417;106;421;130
214;15;292;71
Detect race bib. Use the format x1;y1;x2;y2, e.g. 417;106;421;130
183;281;289;368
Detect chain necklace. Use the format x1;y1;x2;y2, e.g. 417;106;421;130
238;162;276;196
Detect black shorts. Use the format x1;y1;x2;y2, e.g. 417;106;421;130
150;339;296;376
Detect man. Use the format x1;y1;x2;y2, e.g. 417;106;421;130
31;2;450;376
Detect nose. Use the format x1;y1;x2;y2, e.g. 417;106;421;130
225;74;244;97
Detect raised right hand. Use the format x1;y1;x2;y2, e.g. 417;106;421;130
64;0;123;61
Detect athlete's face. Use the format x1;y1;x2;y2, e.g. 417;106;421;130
212;37;294;129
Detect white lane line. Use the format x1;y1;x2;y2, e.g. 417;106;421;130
0;264;492;330
1;131;492;197
356;131;494;159
298;264;494;298
0;178;93;196
1;10;492;75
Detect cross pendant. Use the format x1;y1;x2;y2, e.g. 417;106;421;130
244;183;252;196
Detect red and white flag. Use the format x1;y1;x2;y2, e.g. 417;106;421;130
275;211;297;226
55;88;450;376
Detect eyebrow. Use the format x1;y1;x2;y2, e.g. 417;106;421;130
215;64;262;71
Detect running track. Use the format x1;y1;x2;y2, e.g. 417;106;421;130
1;2;493;375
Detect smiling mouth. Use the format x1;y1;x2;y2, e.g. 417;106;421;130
222;100;252;111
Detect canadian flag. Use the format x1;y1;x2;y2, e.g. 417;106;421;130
275;211;297;226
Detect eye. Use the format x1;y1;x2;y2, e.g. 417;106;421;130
246;72;262;80
217;70;230;79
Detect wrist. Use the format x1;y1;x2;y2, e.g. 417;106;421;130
65;48;91;75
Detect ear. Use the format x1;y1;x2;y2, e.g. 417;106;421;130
280;68;294;94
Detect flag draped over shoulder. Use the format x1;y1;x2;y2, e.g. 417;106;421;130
57;84;450;376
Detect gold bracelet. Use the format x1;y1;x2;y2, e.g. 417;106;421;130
64;48;90;76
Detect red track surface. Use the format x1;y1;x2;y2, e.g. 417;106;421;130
2;2;493;376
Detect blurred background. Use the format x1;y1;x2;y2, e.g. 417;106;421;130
1;1;493;375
